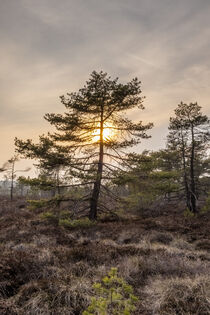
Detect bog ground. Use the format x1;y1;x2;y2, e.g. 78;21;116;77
0;200;210;315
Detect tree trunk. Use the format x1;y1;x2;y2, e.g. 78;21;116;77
89;108;104;220
56;167;61;195
10;161;15;201
180;129;191;210
190;125;197;213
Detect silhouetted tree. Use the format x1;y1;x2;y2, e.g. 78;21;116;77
167;102;209;213
1;155;30;200
113;150;181;210
15;136;69;196
15;71;153;219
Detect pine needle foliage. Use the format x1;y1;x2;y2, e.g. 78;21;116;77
15;71;153;219
83;267;138;315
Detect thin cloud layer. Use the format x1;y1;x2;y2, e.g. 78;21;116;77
0;0;210;166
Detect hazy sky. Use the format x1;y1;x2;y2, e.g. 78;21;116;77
0;0;210;173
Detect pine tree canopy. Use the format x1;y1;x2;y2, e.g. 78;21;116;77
15;70;153;219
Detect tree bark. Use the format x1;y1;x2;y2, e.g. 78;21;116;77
56;167;61;195
10;160;15;201
89;107;104;220
180;128;191;210
190;124;197;213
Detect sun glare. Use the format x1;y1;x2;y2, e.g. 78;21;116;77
92;123;116;143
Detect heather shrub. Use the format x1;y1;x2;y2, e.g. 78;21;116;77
59;217;95;228
150;232;173;245
144;276;210;314
160;278;210;314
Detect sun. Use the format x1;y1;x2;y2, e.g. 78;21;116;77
92;123;116;143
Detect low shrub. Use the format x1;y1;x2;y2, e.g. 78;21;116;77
40;211;58;224
59;210;71;219
83;267;138;315
160;278;210;314
201;194;210;213
144;276;210;314
183;208;195;218
59;217;95;229
40;209;71;226
195;239;210;251
150;232;173;245
27;199;50;210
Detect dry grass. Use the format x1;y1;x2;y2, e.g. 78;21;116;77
143;276;210;315
0;199;210;314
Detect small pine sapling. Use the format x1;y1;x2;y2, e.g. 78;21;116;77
83;267;138;315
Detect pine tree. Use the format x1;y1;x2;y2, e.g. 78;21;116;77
15;71;153;219
167;102;209;213
1;155;30;200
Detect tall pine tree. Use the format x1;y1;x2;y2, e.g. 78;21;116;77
167;102;209;213
15;71;153;219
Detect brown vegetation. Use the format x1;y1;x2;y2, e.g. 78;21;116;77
0;199;210;314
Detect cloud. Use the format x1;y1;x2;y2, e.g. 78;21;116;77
0;0;210;167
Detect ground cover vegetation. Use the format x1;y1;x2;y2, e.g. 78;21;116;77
0;71;209;314
0;200;210;314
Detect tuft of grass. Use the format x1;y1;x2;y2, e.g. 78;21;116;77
195;239;210;251
0;199;210;314
59;217;96;229
144;276;210;315
183;207;195;218
150;232;173;245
